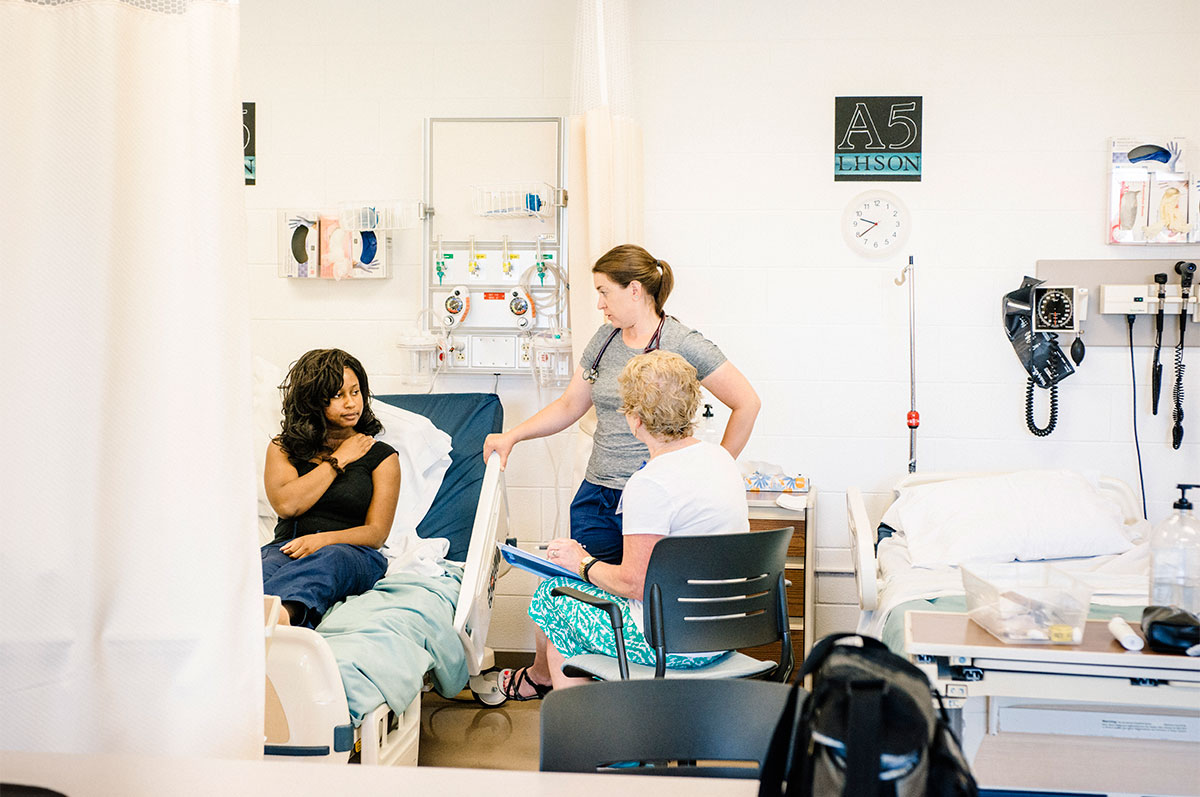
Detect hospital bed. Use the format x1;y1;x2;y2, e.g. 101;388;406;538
845;470;1200;796
262;392;509;766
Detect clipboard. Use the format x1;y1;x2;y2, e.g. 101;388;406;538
498;543;582;581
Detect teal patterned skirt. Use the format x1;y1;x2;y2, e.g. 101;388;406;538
527;577;725;669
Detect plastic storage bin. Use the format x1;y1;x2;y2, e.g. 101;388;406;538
961;563;1092;645
530;330;572;389
395;333;442;393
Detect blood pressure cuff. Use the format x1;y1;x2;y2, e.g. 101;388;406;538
1140;605;1200;654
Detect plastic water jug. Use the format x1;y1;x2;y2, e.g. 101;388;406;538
1148;483;1200;614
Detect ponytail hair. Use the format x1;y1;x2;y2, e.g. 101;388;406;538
592;244;674;317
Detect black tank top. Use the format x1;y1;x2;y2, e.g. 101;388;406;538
271;440;397;544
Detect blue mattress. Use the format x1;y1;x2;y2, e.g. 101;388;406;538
374;393;503;562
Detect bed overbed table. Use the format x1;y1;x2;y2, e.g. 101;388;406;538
908;611;1200;797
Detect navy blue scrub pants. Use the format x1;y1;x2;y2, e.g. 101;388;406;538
569;480;624;564
261;541;387;629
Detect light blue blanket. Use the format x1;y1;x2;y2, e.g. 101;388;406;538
317;562;468;726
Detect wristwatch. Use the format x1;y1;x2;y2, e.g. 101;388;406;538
578;555;598;583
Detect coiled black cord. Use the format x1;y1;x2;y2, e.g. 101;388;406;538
1025;377;1058;436
1127;315;1148;519
1173;311;1187;449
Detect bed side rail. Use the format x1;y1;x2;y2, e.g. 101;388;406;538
453;452;507;677
845;486;879;611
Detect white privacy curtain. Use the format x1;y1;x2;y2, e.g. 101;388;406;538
568;0;645;354
0;0;263;759
567;0;644;458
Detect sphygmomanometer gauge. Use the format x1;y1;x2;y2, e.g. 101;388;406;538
1034;287;1075;332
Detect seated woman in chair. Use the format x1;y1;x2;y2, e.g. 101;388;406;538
262;349;401;629
522;350;750;692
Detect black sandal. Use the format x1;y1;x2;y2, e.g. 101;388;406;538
499;666;552;702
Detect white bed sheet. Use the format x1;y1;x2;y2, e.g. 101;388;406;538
858;537;1151;639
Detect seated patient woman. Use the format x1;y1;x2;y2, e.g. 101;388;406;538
262;349;400;629
528;350;750;690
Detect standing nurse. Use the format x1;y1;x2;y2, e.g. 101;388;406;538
483;244;760;699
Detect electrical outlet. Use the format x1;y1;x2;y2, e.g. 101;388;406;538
450;337;468;364
519;338;532;364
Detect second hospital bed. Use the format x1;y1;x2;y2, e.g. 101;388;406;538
845;470;1200;795
262;392;509;766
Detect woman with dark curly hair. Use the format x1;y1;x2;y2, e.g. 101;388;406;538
261;349;400;629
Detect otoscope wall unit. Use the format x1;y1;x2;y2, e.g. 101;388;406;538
1099;284;1199;319
421;117;569;377
1036;260;1200;348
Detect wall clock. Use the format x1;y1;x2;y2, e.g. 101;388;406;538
842;190;910;258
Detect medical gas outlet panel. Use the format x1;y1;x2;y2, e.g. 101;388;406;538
430;240;564;371
422;117;569;376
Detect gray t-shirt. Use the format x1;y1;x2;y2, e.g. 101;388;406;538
580;317;727;488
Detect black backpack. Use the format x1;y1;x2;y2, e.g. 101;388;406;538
758;633;978;797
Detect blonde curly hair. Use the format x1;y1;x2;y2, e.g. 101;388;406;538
618;350;700;440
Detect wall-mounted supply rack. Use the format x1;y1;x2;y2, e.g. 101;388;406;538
279;202;417;280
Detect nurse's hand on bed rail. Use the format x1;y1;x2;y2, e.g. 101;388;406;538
483;432;515;469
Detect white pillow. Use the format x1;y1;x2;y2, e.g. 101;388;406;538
881;470;1135;568
370;399;452;555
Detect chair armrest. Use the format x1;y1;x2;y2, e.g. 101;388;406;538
550;585;622;628
550;585;631;680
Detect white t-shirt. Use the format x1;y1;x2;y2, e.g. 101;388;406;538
619;440;749;538
618;440;749;635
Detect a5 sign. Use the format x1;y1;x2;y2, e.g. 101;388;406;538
834;96;922;182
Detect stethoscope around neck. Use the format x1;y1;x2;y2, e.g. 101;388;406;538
583;315;667;384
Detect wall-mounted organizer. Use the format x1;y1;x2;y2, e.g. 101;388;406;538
413;117;570;380
278;202;416;280
1107;137;1200;246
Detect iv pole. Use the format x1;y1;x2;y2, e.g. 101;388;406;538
896;256;918;472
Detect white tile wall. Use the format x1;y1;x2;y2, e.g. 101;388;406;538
241;0;1200;653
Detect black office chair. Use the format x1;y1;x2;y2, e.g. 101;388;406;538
551;526;794;681
539;677;796;778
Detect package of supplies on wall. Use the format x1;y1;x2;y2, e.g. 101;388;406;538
530;329;572;389
1107;136;1199;245
279;210;320;278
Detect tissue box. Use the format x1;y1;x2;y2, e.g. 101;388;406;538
961;563;1092;645
743;472;808;493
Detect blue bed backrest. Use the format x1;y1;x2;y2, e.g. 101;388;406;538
374;393;504;562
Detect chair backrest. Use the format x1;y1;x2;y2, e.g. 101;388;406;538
643;526;793;662
539;678;795;778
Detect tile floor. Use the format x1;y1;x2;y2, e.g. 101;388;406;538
417;687;543;771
